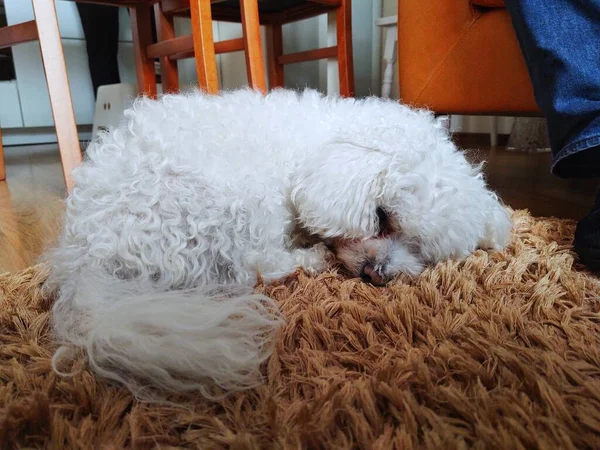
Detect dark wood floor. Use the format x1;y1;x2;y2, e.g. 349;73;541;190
465;146;597;220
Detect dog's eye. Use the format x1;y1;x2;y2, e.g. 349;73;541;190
376;207;390;235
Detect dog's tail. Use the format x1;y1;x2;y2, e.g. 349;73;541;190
49;270;283;400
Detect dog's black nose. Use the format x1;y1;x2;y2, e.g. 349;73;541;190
360;264;386;286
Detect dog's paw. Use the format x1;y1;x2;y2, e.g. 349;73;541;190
293;243;331;275
361;244;424;285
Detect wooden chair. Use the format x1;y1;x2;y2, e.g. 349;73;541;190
145;0;265;96
158;0;355;96
69;0;269;97
220;0;354;96
0;0;82;193
85;0;354;97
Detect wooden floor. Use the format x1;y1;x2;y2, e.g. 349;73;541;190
0;144;66;274
466;147;597;219
0;142;597;274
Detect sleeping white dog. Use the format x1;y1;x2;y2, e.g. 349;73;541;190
45;88;511;399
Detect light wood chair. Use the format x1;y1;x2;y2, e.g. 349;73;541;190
219;0;354;96
101;0;354;97
70;0;267;97
145;0;267;95
0;0;82;193
153;0;355;96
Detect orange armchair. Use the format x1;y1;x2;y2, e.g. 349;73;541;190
397;0;542;116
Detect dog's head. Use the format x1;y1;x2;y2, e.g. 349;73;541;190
291;116;511;285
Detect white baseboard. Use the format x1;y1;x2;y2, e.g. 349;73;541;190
2;125;92;146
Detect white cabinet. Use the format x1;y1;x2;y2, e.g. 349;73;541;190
3;0;135;129
0;80;23;128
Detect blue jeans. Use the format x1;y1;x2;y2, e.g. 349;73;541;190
503;0;600;178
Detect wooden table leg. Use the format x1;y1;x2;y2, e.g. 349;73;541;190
189;0;219;94
266;24;284;89
31;0;82;194
154;2;179;93
336;0;354;97
240;0;267;93
131;4;158;98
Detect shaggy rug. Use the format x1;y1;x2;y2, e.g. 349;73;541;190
1;210;600;449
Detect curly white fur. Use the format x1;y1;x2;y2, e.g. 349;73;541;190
45;88;511;399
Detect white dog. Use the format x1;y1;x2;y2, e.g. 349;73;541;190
45;88;511;399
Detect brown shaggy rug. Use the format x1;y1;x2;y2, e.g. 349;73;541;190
1;210;600;449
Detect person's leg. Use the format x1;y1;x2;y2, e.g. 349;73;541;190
76;4;121;98
504;0;600;269
504;0;600;177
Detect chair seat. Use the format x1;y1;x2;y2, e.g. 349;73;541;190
210;0;338;24
214;0;308;13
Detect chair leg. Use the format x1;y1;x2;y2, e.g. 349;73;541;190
489;116;499;148
336;0;354;97
154;3;179;93
189;0;219;93
31;0;82;194
130;4;158;97
436;115;451;132
266;24;284;89
240;0;267;93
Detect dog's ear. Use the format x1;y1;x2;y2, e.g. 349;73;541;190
291;141;388;239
